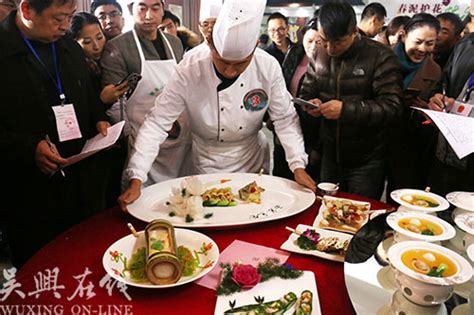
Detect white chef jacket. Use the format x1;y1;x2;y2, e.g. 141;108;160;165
126;48;308;183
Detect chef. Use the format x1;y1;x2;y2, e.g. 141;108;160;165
119;0;316;210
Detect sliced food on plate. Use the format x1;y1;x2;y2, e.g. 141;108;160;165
238;181;265;204
318;196;370;233
224;292;297;314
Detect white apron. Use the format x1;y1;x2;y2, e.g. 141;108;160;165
126;29;192;186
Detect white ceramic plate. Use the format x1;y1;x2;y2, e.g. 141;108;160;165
387;241;473;286
467;244;474;262
214;271;321;315
313;196;371;234
102;229;219;288
446;191;474;212
127;173;315;228
386;211;456;242
453;210;474;234
280;224;352;262
390;189;449;212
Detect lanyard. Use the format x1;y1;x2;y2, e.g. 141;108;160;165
20;33;66;104
463;73;474;103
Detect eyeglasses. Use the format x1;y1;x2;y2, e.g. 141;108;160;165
268;27;287;34
97;11;122;20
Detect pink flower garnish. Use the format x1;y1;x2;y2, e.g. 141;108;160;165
231;264;261;289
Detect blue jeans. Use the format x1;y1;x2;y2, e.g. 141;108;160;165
321;150;385;200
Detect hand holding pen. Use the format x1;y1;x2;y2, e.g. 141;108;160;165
35;135;67;177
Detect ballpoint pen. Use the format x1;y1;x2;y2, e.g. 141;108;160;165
45;134;66;177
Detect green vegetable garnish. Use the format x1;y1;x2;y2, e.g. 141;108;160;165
127;247;147;282
427;263;448;277
421;229;434;236
177;245;198;276
296;235;317;250
151;240;164;251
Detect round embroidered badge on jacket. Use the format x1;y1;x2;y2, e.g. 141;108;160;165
243;89;268;111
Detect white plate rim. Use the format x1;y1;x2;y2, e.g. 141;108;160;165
386;211;456;242
127;173;315;228
390;189;449;212
446;191;474;212
453;211;474;234
280;224;352;262
102;229;219;289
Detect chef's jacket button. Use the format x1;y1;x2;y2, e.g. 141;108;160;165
221;128;225;132
221;108;224;111
239;126;243;130
240;83;244;87
240;105;244;109
220;139;224;142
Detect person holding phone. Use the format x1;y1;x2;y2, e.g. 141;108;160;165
387;13;442;199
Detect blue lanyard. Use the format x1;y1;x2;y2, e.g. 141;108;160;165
468;73;474;89
20;33;66;104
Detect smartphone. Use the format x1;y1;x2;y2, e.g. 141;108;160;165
406;88;421;98
115;73;142;86
292;97;320;109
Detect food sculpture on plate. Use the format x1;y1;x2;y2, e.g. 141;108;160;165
295;228;349;255
224;290;313;315
109;220;214;285
167;177;266;222
318;196;370;233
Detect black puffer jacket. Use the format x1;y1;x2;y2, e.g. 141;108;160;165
299;35;404;166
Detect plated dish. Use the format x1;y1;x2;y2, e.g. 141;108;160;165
214;271;321;315
102;229;219;288
446;191;474;212
280;224;352;262
386;212;456;242
127;173;315;228
390;189;449;212
313;196;370;234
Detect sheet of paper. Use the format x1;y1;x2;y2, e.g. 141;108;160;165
65;121;125;166
414;108;474;159
195;240;290;291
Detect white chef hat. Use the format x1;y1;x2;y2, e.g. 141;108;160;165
212;0;266;61
199;0;222;22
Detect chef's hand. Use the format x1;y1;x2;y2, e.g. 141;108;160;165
320;100;343;120
428;93;455;112
118;179;142;212
35;140;68;175
100;82;129;104
304;98;322;117
96;121;111;136
294;168;316;192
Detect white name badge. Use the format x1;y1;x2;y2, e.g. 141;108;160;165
52;104;83;142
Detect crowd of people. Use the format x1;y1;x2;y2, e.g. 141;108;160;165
0;0;473;267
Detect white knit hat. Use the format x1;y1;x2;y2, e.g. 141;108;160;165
212;0;266;61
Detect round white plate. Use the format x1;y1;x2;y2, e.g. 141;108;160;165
102;229;219;288
386;211;456;242
390;189;449;212
387;241;472;286
446;191;474;212
453;210;474;234
127;173;315;228
467;244;474;262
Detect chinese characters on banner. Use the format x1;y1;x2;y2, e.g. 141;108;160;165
370;0;472;20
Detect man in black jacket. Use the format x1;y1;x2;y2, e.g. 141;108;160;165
300;2;403;199
0;0;110;266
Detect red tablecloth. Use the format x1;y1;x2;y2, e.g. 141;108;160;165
4;192;389;315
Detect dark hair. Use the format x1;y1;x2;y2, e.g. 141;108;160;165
25;0;71;14
69;12;102;40
300;16;318;37
90;0;123;14
163;10;180;27
267;12;288;26
258;33;269;44
318;2;356;41
437;12;464;36
361;2;387;21
385;15;410;42
405;13;441;34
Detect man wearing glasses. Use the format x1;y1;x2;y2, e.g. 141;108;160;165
91;0;124;40
265;12;293;66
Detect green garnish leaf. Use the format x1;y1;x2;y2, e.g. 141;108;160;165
204;213;213;219
126;247;147;282
151;240;164;251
